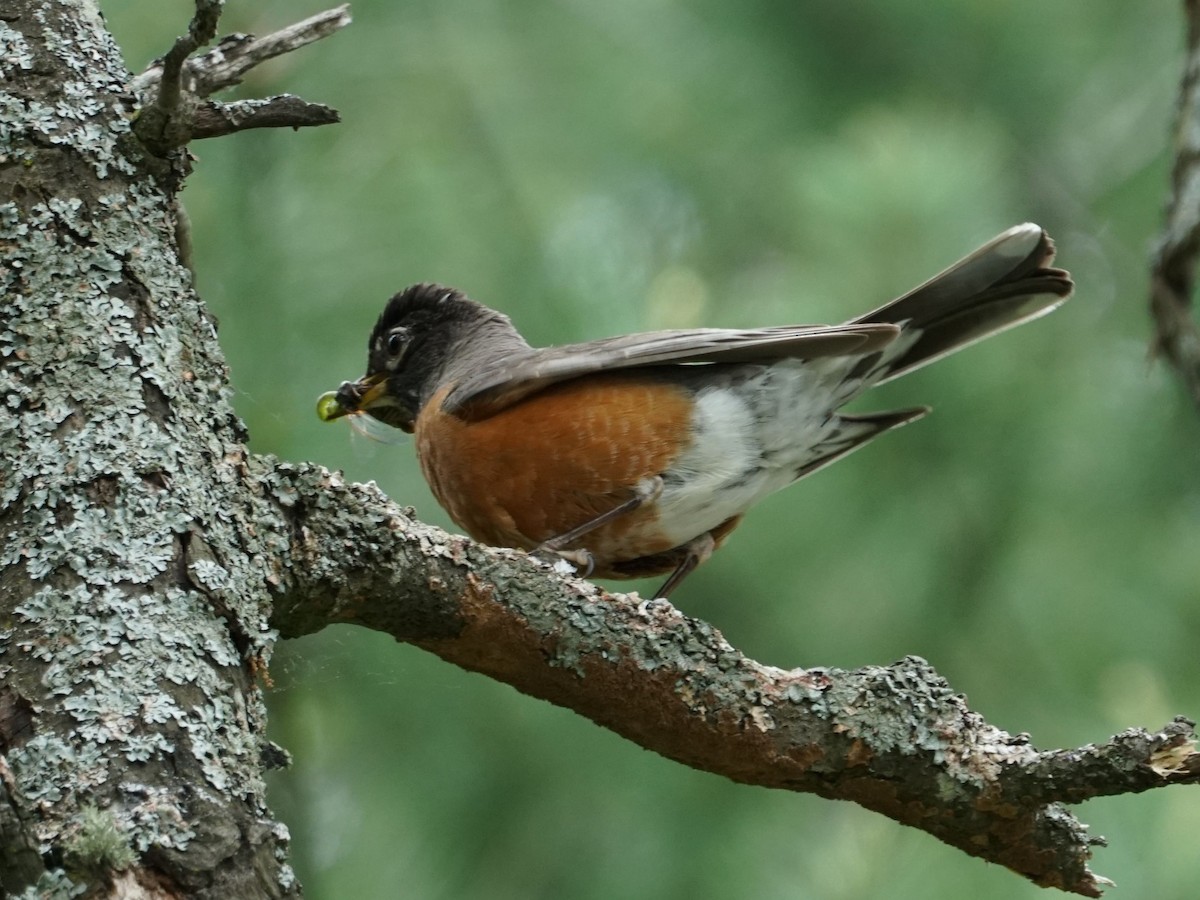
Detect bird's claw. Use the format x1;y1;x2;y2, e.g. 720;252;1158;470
635;595;671;618
531;545;595;579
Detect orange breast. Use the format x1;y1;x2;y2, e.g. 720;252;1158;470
414;373;695;576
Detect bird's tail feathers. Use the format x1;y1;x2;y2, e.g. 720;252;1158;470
850;223;1073;384
791;406;929;484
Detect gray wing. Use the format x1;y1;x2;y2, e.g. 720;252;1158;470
443;322;900;420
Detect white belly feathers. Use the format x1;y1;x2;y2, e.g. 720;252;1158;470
652;358;855;546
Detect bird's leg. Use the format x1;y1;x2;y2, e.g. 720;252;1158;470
534;476;664;576
651;532;716;600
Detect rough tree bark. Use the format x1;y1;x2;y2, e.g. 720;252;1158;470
0;3;1196;899
1150;0;1200;410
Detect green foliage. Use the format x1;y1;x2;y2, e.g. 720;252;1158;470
103;1;1199;897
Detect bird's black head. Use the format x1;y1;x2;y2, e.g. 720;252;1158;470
332;284;512;433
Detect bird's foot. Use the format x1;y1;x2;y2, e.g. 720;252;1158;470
530;545;596;579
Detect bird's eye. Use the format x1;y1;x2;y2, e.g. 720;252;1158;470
386;329;406;358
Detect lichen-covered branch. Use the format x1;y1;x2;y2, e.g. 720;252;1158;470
265;463;1200;898
131;3;349;154
1149;0;1200;411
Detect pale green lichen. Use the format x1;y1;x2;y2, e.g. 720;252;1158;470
17;5;137;179
0;21;36;74
13;869;86;900
63;805;137;876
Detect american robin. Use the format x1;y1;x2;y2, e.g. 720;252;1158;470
319;223;1072;598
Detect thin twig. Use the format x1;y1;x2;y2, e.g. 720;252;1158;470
190;96;340;139
156;0;223;109
130;5;353;98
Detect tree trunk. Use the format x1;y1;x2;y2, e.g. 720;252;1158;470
1;2;295;896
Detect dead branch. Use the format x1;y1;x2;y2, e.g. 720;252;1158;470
130;5;353;98
190;95;339;139
132;3;350;154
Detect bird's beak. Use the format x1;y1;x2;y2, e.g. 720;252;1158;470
348;375;390;412
317;374;416;432
316;375;388;422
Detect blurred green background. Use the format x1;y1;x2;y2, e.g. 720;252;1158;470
103;1;1198;897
